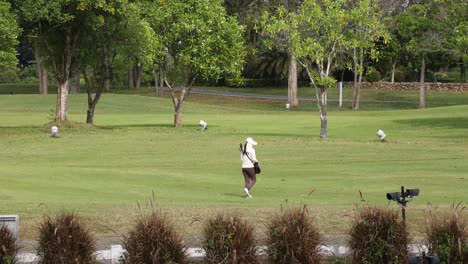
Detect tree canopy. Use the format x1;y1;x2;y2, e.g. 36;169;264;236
0;0;21;70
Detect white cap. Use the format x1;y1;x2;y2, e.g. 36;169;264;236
245;137;257;145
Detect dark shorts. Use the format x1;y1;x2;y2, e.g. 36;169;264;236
242;167;257;181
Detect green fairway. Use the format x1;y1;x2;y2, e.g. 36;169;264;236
0;88;467;243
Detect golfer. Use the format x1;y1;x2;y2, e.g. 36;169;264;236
240;137;258;198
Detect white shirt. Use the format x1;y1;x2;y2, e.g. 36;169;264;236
240;144;257;168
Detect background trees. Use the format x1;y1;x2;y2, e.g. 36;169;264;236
347;0;388;110
397;0;456;109
3;0;467;132
78;1;158;124
0;0;20;73
260;0;302;108
16;0;130;123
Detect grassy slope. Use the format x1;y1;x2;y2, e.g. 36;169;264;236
0;88;467;240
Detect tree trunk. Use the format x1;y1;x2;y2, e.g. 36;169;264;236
288;55;299;107
133;64;143;88
352;47;358;109
55;27;73;124
85;47;109;125
56;79;69;123
86;108;94;124
104;60;110;92
419;56;426;109
391;62;396;83
153;64;164;97
461;60;466;82
35;49;48;94
174;102;183;128
104;78;110;92
352;48;364;110
159;66;164;97
153;64;159;97
69;62;80;94
128;68;134;88
319;87;328;138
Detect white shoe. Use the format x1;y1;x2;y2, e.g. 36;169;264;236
244;188;253;198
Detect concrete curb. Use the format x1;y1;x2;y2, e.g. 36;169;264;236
16;244;429;263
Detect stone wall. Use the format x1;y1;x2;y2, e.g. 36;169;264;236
342;82;468;92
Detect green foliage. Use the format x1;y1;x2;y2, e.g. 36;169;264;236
225;78;284;87
202;213;258;264
317;76;336;90
365;67;382;83
0;69;18;84
144;0;246;85
36;211;96;264
0;224;18;264
266;205;322;264
0;1;21;71
425;203;468;264
393;70;405;82
434;72;458;83
397;0;453;56
122;198;187;264
348;206;408;264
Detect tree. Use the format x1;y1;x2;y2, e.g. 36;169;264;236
264;0;349;138
79;1;158;125
397;0;455;109
0;0;21;71
145;0;245;128
448;0;468;82
260;0;302;108
17;0;119;123
348;0;388;110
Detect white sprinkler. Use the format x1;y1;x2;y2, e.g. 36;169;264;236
51;126;59;138
199;120;208;131
376;129;386;142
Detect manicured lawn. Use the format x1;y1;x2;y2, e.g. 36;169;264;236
0;86;467;244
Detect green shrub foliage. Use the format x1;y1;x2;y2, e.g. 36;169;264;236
122;210;187;264
365;67;382;83
0;224;18;264
348;206;408;264
36;212;96;264
425;203;468;264
203;213;258;264
266;205;323;264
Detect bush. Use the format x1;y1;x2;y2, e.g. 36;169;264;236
0;224;18;264
425;203;468;264
348;206;408;264
266;205;322;264
434;72;458;83
202;213;258;264
0;69;18;84
122;206;187;264
226;78;285;88
36;211;96;264
393;70;405;82
365;68;382;83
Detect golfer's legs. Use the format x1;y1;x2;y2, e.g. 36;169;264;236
242;168;256;190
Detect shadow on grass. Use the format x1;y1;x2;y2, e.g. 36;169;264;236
223;193;247;199
395;117;468;129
